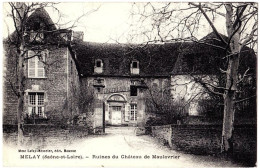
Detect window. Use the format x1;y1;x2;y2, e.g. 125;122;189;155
112;106;121;111
96;60;101;67
30;31;44;42
28;92;45;118
130;85;138;96
130;60;139;75
28;50;47;78
132;61;138;68
94;59;103;73
130;104;137;121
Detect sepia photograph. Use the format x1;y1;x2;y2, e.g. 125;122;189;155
2;2;257;167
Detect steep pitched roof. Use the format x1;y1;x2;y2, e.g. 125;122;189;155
75;32;232;77
75;32;256;77
200;32;228;42
26;8;56;31
5;7;70;45
75;42;184;77
172;32;256;75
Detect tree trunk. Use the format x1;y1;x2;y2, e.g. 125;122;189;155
221;3;241;156
17;45;25;146
221;63;236;156
221;54;240;156
14;2;27;147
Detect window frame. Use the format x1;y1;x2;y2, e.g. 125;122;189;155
28;92;46;118
130;60;140;75
94;59;103;74
130;104;137;121
131;60;139;69
28;50;47;78
112;106;122;111
95;59;103;68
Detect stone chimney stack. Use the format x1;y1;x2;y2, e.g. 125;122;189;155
72;31;84;42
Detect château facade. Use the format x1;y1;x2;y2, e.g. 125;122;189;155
3;6;256;131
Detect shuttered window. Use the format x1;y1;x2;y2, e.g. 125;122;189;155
125;104;130;121
28;50;47;78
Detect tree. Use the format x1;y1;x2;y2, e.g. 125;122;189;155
4;2;98;145
130;2;257;156
144;79;187;126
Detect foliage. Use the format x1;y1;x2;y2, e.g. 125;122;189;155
145;81;187;126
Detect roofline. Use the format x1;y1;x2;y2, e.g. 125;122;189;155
80;74;171;78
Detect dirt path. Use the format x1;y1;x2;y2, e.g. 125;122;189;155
4;127;242;167
68;127;240;167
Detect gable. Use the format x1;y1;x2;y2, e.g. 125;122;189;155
6;6;70;45
26;8;56;31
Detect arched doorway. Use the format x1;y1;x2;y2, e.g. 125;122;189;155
106;94;127;125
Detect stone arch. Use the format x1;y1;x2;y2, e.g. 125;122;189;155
107;93;127;102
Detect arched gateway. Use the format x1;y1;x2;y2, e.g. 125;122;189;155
106;94;128;125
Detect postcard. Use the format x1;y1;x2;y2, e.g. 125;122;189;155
2;2;257;167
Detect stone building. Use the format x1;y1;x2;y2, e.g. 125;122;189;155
3;7;256;130
74;34;256;127
3;8;81;125
74;42;178;127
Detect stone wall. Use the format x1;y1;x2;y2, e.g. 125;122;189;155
25;46;69;123
3;44;19;125
171;125;222;154
150;124;256;166
150;125;172;148
67;48;81;120
3;125;88;147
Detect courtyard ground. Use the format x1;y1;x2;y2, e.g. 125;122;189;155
3;126;243;167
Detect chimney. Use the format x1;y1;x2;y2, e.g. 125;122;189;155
72;31;84;42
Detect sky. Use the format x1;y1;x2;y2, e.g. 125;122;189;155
3;2;227;44
3;2;135;43
49;3;134;43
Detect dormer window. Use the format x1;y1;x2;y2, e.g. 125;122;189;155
131;60;139;75
94;59;103;74
30;31;44;42
96;60;101;67
132;61;138;68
